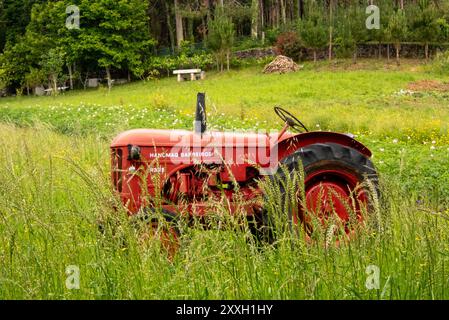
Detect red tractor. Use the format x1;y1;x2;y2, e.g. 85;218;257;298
110;93;379;244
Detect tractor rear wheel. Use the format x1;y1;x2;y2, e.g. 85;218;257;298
265;143;379;242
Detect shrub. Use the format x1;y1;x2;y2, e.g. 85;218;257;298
298;13;328;62
208;8;235;71
274;31;305;61
144;53;214;79
429;50;449;75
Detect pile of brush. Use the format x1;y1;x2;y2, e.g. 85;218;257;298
263;55;302;74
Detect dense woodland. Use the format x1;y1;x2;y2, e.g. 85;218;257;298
1;0;449;94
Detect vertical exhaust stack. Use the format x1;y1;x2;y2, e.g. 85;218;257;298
194;92;207;135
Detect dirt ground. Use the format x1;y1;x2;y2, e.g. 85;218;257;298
406;79;449;92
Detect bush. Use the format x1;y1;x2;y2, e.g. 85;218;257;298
429;50;449;75
233;37;266;51
265;28;281;45
274;31;305;61
144;53;214;79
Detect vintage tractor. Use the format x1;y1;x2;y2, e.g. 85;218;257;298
110;93;379;244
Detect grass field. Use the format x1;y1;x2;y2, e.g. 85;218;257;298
1;59;449;299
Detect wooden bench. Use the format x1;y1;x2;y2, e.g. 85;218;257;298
173;69;205;82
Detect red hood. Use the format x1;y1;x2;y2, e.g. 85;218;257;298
110;129;295;148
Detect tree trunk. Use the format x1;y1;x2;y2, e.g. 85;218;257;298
174;0;183;49
280;0;286;25
387;44;390;61
328;1;333;62
353;49;357;64
165;1;175;54
313;50;317;63
251;0;259;39
226;51;230;71
425;43;429;61
275;0;280;28
378;42;381;59
128;70;131;82
68;64;73;90
395;43;400;66
187;17;194;42
293;0;299;20
106;66;112;92
52;74;58;95
80;71;89;90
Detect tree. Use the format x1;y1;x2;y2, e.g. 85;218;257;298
409;1;442;60
299;10;328;63
386;9;408;66
328;0;335;61
175;0;184;48
251;0;259;39
0;37;33;90
340;5;368;63
39;47;66;95
0;65;6;91
208;8;235;71
0;0;46;53
24;67;45;95
77;0;155;91
368;0;393;59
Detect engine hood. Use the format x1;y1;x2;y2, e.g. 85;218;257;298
110;129;294;148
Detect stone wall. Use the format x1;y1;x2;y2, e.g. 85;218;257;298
234;43;449;61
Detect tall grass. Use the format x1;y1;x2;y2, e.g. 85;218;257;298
0;124;448;299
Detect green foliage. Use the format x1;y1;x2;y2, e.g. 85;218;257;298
39;47;66;89
265;28;281;45
0;39;32;88
0;0;46;53
208;8;235;71
334;5;368;61
428;50;449;75
0;0;155;91
78;0;155;78
386;9;408;44
408;2;439;43
24;67;46;89
0;66;449;300
275;31;304;61
298;11;328;61
0;67;5;90
145;53;214;78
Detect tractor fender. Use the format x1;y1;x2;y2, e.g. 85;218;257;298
276;131;372;161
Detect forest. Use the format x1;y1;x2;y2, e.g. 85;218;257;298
1;0;449;94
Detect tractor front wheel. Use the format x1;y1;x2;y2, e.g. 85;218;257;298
133;209;181;260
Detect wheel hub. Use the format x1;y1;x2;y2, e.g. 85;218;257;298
306;181;352;222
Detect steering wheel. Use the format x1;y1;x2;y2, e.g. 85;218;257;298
274;106;309;133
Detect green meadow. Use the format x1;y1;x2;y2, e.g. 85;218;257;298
1;60;449;299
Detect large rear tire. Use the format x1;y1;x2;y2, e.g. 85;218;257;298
262;143;379;242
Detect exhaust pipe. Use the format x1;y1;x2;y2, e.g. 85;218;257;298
194;92;206;135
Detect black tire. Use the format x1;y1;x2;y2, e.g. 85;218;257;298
131;207;181;237
257;143;379;243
